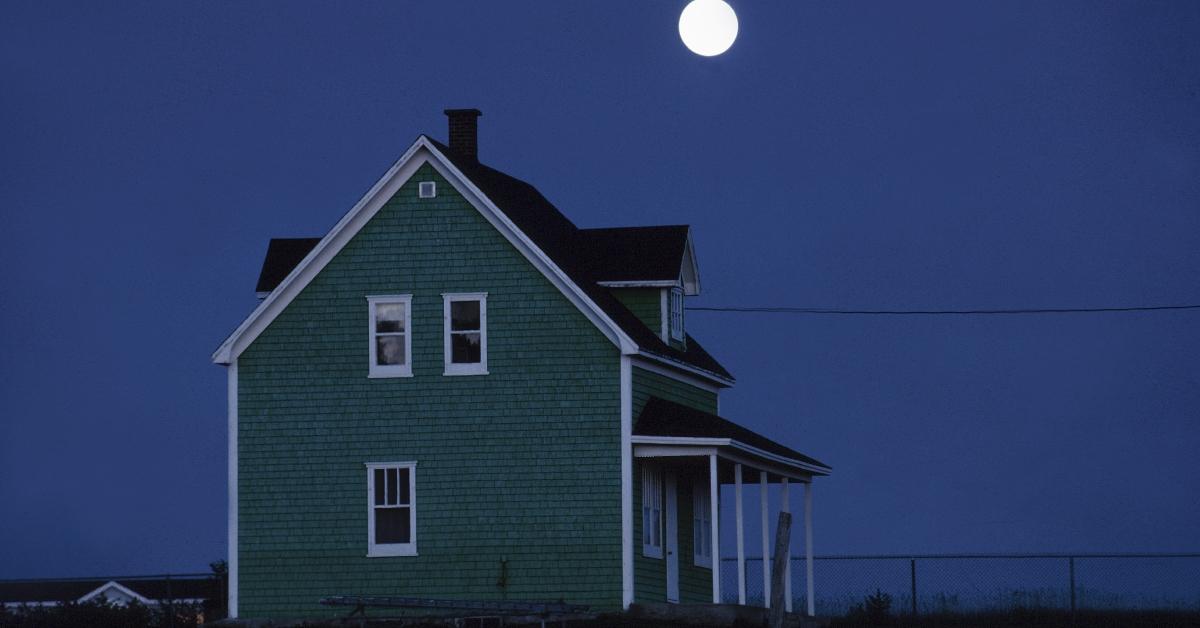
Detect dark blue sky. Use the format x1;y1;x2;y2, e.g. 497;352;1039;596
2;1;1198;577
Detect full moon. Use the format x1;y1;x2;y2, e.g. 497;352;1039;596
678;0;739;57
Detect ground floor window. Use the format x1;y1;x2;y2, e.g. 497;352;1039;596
642;466;663;558
366;462;416;556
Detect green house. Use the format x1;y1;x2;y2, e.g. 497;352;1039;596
213;109;830;619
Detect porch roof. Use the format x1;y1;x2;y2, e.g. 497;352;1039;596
633;397;831;477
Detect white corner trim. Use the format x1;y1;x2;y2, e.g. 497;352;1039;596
212;136;638;365
660;289;669;343
620;355;633;609
227;360;238;619
629;357;724;394
78;581;153;606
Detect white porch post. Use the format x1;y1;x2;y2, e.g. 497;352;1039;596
782;477;792;612
760;471;770;608
735;463;745;605
709;454;721;604
805;481;815;617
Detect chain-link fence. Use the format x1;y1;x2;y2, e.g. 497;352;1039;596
719;553;1200;615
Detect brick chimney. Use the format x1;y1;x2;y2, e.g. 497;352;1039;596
444;108;482;161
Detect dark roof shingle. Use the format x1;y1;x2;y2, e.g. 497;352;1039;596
635;396;830;472
255;238;320;294
576;226;690;283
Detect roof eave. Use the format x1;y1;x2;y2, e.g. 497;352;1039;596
631;435;831;477
635;349;735;387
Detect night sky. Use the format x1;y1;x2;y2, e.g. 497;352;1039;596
2;1;1198;578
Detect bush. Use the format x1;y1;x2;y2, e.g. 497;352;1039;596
845;589;894;626
0;598;205;628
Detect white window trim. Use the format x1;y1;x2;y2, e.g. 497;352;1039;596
367;295;413;378
365;461;417;557
693;479;712;568
442;292;488;376
418;181;437;198
669;287;684;342
642;465;664;559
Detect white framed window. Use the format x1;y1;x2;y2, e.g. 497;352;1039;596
642;466;663;559
692;480;712;567
442;292;487;376
366;462;417;557
669;287;684;341
367;295;412;378
418;181;437;198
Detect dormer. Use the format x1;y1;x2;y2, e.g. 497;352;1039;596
579;225;700;349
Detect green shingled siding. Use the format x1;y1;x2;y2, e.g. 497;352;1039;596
631;367;718;604
610;288;662;335
236;162;622;618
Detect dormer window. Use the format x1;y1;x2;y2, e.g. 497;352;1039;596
669;288;684;341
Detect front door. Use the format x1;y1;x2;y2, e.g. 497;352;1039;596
665;471;679;603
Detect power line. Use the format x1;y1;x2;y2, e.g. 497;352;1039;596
687;304;1200;316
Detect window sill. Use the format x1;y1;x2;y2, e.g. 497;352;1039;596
694;558;713;569
367;546;418;558
643;549;664;560
367;371;413;379
442;368;488;377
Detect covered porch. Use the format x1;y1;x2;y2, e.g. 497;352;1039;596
633;397;831;615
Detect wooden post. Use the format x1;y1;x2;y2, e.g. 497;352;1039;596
767;511;793;628
910;558;918;615
760;471;771;608
782;478;792;612
709;454;721;604
735;463;746;605
804;481;814;617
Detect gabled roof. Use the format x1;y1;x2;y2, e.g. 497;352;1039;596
635;396;831;473
224;134;733;384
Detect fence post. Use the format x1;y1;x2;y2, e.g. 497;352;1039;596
1069;556;1076;625
910;558;918;616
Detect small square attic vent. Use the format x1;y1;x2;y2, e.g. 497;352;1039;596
418;181;437;198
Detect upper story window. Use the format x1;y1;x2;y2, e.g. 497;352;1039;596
366;462;417;557
443;293;487;376
669;287;684;342
368;295;412;378
642;466;663;559
418;181;437;198
693;480;712;567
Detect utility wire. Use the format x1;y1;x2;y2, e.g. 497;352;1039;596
687;304;1200;316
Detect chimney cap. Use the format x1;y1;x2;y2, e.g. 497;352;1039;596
444;108;482;118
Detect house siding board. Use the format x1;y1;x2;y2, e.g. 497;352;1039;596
610;288;662;336
630;368;718;604
675;465;713;604
237;162;622;618
631;367;718;420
